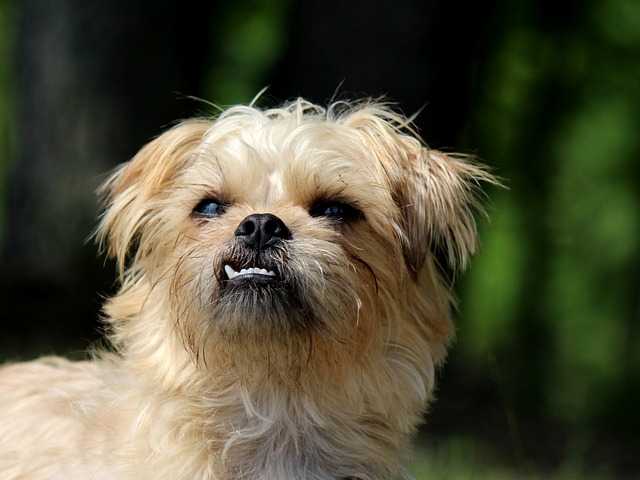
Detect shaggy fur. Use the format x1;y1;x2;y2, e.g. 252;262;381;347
0;98;495;480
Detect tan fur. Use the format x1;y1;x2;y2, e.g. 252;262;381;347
0;99;496;479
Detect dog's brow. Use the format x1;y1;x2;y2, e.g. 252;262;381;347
263;170;284;204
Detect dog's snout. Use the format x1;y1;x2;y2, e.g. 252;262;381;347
235;213;291;250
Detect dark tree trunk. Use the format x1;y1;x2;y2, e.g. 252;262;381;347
2;0;216;357
268;0;494;148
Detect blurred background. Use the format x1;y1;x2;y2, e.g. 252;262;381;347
1;1;639;478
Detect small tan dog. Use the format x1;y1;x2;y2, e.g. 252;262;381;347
0;99;494;480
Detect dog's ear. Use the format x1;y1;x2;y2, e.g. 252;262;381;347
395;147;496;277
341;103;496;278
96;120;210;276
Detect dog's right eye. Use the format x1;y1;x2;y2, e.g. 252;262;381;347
193;199;226;217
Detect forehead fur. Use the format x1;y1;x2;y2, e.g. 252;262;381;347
189;99;418;203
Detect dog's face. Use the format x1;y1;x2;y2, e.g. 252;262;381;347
98;101;493;378
176;118;395;341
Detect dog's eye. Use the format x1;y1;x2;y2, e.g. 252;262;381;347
193;199;226;217
309;200;363;222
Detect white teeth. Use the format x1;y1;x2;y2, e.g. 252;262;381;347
224;265;276;280
224;265;238;279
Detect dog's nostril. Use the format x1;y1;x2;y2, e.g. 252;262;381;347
238;219;256;236
235;213;291;250
264;218;281;236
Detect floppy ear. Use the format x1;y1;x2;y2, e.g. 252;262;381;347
395;148;497;277
338;102;496;277
96;119;211;277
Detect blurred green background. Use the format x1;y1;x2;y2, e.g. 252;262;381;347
0;1;638;478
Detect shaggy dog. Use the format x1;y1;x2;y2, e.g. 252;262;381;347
0;99;494;480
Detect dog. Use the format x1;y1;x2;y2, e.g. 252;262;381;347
0;98;495;480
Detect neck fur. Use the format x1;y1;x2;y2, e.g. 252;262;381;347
103;279;441;479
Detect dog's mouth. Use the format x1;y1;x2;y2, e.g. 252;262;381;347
223;263;278;284
214;252;316;333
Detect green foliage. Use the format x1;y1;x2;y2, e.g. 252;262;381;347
411;438;611;479
548;96;639;421
0;0;15;248
205;0;290;105
458;0;640;434
462;195;528;357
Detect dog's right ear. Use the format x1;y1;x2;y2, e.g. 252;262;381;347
95;120;211;277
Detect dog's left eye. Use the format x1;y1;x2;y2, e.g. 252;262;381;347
193;199;226;217
309;200;363;222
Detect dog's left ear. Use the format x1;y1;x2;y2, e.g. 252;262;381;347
394;147;497;278
342;104;497;278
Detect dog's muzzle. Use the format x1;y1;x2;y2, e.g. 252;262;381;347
214;214;315;331
221;213;290;286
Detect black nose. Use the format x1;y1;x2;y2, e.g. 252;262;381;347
234;213;291;250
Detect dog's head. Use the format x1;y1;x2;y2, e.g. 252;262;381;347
97;100;494;382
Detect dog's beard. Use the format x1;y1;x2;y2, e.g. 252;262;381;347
211;244;319;339
170;242;366;374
